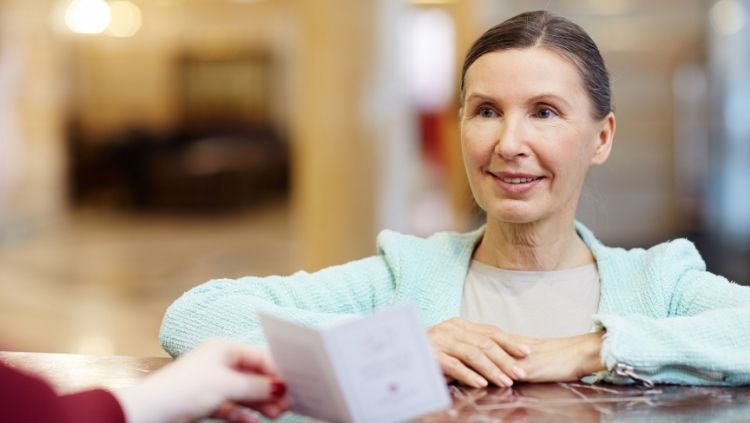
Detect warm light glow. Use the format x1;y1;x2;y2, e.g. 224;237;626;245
65;0;112;34
75;335;115;355
106;1;143;38
405;9;455;111
710;0;746;36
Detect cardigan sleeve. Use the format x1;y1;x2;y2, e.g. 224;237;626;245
160;255;396;356
0;362;126;423
594;239;750;386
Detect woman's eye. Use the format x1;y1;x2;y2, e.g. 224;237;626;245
535;107;558;119
478;106;497;118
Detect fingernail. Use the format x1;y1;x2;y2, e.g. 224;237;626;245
513;366;526;379
520;345;532;355
501;375;514;387
271;380;287;398
475;377;488;388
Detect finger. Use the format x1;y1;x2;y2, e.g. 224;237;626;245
237;396;289;419
229;344;279;376
239;394;289;407
472;336;528;381
469;327;532;358
431;322;516;386
249;402;284;419
489;333;533;358
211;403;261;423
439;354;488;388
452;320;533;358
224;372;287;403
451;342;515;387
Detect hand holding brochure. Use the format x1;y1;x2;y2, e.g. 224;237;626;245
259;304;451;423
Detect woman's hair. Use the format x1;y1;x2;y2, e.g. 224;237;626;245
460;10;612;120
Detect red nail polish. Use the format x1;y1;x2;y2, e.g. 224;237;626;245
271;380;287;398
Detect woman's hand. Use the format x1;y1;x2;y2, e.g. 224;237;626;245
116;338;289;423
516;331;606;383
428;318;533;388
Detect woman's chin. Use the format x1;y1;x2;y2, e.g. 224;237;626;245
488;209;541;225
479;197;549;225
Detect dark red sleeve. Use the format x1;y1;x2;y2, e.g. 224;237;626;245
0;361;126;423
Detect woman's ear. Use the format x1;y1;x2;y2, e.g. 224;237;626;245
591;112;615;165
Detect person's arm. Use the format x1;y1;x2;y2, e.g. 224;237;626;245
593;273;750;385
1;339;286;423
160;256;396;356
0;361;126;423
115;338;287;423
513;240;750;386
592;241;750;386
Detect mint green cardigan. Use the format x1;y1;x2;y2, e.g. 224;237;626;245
160;223;750;386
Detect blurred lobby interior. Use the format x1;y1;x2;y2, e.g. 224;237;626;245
0;0;749;357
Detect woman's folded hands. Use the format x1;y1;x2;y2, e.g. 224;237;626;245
429;318;606;387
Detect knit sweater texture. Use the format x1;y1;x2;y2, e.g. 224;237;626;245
160;222;750;386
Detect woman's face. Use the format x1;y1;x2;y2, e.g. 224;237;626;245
460;47;614;225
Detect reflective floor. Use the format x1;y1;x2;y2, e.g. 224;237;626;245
0;201;297;357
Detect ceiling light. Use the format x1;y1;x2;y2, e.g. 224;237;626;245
106;1;143;38
710;0;746;36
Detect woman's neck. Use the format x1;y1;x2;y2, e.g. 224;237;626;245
473;216;594;271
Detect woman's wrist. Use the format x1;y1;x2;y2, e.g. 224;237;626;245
580;331;606;376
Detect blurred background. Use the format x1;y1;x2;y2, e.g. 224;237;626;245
0;0;748;357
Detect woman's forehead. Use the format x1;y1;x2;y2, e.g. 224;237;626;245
464;47;588;103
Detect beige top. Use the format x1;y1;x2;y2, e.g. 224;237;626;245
461;261;600;338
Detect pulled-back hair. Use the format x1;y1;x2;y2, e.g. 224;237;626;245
461;10;612;119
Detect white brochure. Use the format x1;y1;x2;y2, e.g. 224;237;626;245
258;304;451;423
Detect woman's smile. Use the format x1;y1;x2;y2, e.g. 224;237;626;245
487;170;547;196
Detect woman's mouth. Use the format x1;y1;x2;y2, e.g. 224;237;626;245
489;172;546;194
498;176;544;184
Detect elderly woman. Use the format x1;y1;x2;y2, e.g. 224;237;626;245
160;10;750;388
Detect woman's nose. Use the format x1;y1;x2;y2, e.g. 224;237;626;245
494;118;528;160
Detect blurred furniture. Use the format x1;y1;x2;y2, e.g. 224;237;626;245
68;52;288;212
69;126;289;211
180;53;273;131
